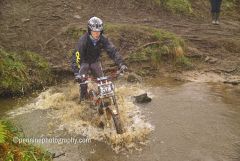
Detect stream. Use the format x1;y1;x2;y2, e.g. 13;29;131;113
1;78;240;161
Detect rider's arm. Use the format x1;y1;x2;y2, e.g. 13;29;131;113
102;36;124;67
71;33;87;74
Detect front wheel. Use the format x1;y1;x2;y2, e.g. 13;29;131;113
106;108;124;134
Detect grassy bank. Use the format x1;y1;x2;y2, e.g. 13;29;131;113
0;49;53;96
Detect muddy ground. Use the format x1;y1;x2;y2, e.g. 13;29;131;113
0;0;240;83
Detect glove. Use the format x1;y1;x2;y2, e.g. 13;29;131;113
120;64;128;72
74;73;81;82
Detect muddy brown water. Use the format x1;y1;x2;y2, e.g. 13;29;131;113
1;78;240;161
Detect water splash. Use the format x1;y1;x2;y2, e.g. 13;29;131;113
8;81;154;153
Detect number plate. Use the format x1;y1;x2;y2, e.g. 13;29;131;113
99;84;113;96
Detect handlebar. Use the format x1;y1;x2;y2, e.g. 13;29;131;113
75;69;126;85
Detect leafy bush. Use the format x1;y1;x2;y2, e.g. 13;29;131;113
0;120;52;161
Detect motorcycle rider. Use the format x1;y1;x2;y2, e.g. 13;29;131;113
71;16;127;102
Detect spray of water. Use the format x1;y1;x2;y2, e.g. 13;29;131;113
8;81;154;153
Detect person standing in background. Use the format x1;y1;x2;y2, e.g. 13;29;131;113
210;0;223;25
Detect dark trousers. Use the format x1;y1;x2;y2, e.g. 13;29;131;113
79;62;103;99
210;0;222;13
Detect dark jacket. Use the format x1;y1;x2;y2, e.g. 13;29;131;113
71;32;123;74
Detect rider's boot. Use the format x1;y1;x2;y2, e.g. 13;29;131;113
98;121;104;129
98;108;104;115
98;115;105;129
79;84;88;103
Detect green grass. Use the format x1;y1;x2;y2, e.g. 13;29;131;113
221;0;239;16
0;49;28;94
0;120;52;161
154;0;193;14
222;0;237;9
175;55;193;69
0;49;52;96
0;122;7;143
164;0;193;14
21;51;50;70
113;24;191;68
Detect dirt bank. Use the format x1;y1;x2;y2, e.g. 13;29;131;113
0;0;239;87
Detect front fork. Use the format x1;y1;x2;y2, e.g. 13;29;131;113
98;96;119;127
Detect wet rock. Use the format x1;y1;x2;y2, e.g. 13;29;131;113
205;56;210;61
21;18;30;23
174;77;185;81
142;18;152;23
76;6;82;10
205;56;218;64
186;47;204;58
209;58;218;64
217;66;237;73
134;93;152;103
127;73;142;83
223;80;240;85
73;15;81;19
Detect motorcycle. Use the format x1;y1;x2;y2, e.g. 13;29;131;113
76;69;125;134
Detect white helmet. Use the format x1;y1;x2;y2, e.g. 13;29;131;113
88;16;103;34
